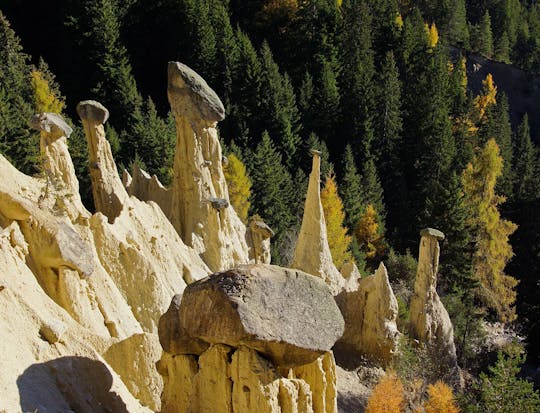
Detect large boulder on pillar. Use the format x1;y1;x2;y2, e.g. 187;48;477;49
158;264;344;368
410;228;458;369
167;61;250;271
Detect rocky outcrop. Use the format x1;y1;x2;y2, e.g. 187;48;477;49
246;215;274;264
0;222;151;413
158;264;342;412
76;101;210;332
123;165;171;216
159;264;344;368
334;263;400;365
0;107;212;410
292;150;345;294
167;61;249;271
410;228;458;368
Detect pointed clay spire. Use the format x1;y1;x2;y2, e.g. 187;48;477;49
292;150;344;294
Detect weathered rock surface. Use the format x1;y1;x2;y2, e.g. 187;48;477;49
123;165;171;216
0;222;151;413
334;263;400;365
104;333;163;411
246;215;274;264
77;100;128;222
158;344;338;413
0;107;211;410
159;264;344;367
292;150;345;295
167;61;250;271
410;228;458;368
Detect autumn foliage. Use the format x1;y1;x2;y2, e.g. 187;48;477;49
321;174;353;269
422;381;460;413
223;153;252;223
355;204;386;267
366;371;405;413
462;139;518;321
30;70;64;114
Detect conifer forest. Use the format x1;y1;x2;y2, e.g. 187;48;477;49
2;0;540;410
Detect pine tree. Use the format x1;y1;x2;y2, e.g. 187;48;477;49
0;10;38;174
371;0;402;60
474;350;540;413
495;31;511;63
258;42;301;168
82;0;143;165
224;153;252;222
340;145;363;229
512;114;539;201
478;11;494;57
321;175;353;269
462;139;518;322
298;71;315;135
423;381;460;413
249;131;296;264
312;59;340;143
339;0;376;159
360;158;385;218
374;51;403;237
130;98;176;185
445;0;470;48
226;28;263;147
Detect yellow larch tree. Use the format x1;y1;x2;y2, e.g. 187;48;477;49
462;138;518;322
30;70;64;114
366;371;405;413
355;204;387;269
422;381;460;413
473;73;497;124
425;22;439;49
224;153;252;223
321;174;353;269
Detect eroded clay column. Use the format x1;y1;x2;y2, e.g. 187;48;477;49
167;61;249;271
291;149;344;294
76;100;128;222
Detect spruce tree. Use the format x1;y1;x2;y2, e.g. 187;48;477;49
249;131;296;264
339;0;375;160
312;59;340;144
512;114;539;201
478;11;494;57
495;31;511;63
258;42;301;169
0;11;38;174
303;133;333;179
445;0;470;48
82;0;143;165
339;144;363;229
374;51;404;236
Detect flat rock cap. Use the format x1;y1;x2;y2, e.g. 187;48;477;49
420;227;445;241
76;100;109;124
167;61;225;122
159;264;344;368
29;113;72;137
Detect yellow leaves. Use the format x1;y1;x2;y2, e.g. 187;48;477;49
321;174;353;269
421;381;460;413
425;23;439;50
224;153;252;223
30;70;64;114
395;13;404;29
355;204;386;262
474;74;497;123
366;371;405;413
462;139;518;322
